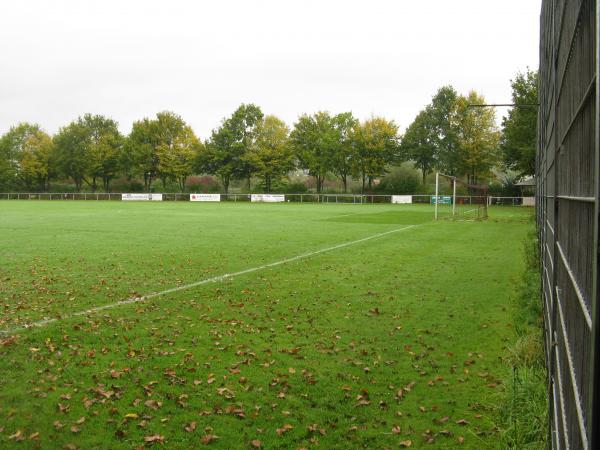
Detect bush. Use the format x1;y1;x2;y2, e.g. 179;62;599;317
111;177;144;193
281;181;308;194
493;222;547;449
186;175;220;193
376;166;420;194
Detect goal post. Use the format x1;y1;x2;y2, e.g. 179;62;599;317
434;172;489;220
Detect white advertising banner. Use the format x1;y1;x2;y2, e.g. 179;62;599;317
251;194;285;203
190;193;221;202
122;193;163;201
391;195;412;204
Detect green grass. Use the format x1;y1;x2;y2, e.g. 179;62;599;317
0;201;532;449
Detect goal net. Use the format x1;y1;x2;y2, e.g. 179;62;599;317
434;173;488;220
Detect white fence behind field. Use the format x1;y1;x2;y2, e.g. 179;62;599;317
0;192;536;206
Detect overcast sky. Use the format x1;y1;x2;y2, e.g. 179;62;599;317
0;0;541;138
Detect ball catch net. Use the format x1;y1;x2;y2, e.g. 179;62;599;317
434;173;488;220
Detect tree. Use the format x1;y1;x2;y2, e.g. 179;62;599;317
247;115;293;192
202;104;263;193
290;112;337;193
83;114;123;192
501;69;538;176
350;117;400;192
155;112;201;191
454;91;500;183
0;123;41;191
19;130;55;191
330;112;358;192
54;115;123;192
54;120;92;192
126;118;160;191
229;104;264;188
400;109;436;183
427;86;461;176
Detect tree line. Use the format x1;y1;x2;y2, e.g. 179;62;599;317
0;70;537;194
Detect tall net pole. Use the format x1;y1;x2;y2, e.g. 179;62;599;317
434;172;439;220
452;178;457;216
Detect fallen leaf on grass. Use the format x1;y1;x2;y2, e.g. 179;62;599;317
144;434;165;444
250;439;262;448
399;440;412;447
1;336;17;346
276;424;293;435
144;400;162;410
201;434;218;444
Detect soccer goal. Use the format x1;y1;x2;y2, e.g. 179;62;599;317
434;173;488;220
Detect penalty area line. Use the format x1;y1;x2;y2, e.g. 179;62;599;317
0;224;420;335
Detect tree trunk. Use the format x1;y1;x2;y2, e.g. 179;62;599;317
316;174;323;193
221;176;230;194
342;174;347;193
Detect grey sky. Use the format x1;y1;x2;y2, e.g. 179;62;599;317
0;0;540;138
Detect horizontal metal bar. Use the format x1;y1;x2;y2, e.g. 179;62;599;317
556;286;590;449
557;195;596;203
556;241;593;329
468;103;539;108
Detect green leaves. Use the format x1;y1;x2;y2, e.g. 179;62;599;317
401;85;500;183
290;112;336;193
501;69;538;176
350;116;400;192
246;115;293;193
127;112;201;192
201;103;264;193
54;114;123;192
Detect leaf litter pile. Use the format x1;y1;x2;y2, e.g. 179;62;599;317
0;202;531;448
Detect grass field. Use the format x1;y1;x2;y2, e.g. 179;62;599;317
0;201;532;449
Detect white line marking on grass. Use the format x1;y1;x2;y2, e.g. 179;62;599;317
1;224;419;334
